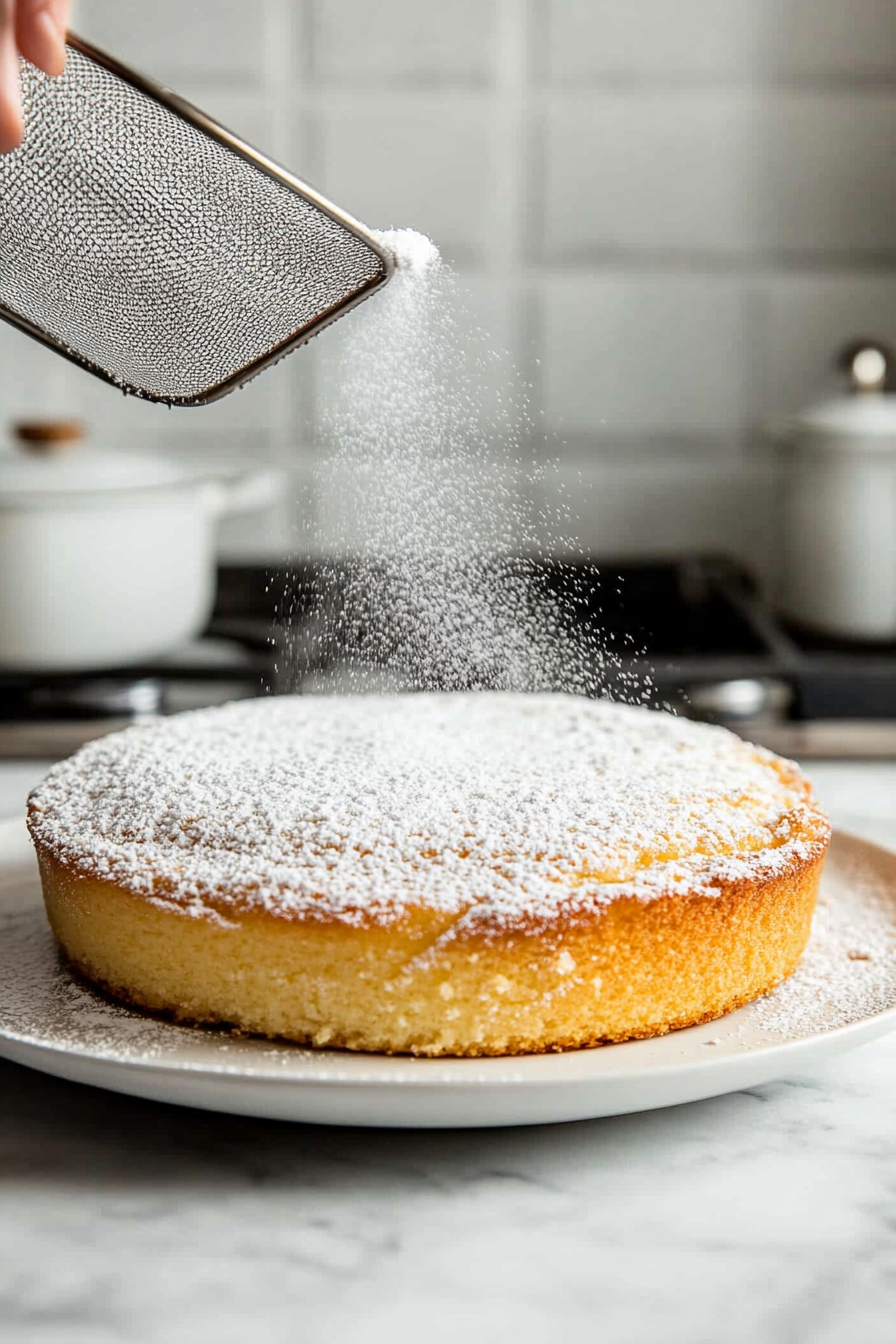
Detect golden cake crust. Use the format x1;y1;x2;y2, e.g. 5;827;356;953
27;693;831;1056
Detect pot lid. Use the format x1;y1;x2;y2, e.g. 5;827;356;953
789;338;896;448
794;394;896;442
0;423;189;499
790;340;896;450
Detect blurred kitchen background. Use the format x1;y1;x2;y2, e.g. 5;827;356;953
3;0;896;757
5;0;896;578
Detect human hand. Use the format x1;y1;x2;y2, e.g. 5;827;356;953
0;0;70;153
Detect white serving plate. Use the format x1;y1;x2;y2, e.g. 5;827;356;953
1;819;895;1128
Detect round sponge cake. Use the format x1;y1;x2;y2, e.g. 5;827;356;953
27;693;830;1056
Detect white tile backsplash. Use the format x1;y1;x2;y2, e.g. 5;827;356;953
76;0;268;87
762;93;896;257
764;0;896;81
539;0;896;84
312;99;496;264
310;0;496;87
543;89;896;263
541;93;763;260
540;275;747;436
3;0;895;572
525;453;783;581
538;0;764;84
755;273;896;419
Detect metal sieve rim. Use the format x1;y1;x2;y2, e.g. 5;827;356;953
0;32;394;407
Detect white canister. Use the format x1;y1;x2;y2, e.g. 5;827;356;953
780;355;896;641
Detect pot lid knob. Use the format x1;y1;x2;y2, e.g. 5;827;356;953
837;340;893;395
12;420;84;454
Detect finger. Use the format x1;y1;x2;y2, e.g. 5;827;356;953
16;0;68;77
0;0;24;154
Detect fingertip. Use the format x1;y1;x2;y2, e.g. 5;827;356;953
0;111;24;155
0;27;24;154
40;11;67;77
41;46;67;78
17;10;67;78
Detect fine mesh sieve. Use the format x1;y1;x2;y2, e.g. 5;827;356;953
0;35;392;407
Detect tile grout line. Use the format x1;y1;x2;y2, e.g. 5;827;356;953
490;0;544;484
256;0;311;552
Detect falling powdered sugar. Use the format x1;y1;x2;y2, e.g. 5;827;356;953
289;228;646;702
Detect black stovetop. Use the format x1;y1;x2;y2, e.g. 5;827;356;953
222;554;896;722
1;555;894;757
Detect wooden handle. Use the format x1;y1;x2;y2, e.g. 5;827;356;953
12;421;85;453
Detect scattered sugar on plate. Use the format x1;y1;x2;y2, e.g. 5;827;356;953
752;850;896;1036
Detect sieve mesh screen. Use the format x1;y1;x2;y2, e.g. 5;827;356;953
0;40;387;405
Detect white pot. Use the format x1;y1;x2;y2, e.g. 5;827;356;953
0;448;279;671
780;393;896;641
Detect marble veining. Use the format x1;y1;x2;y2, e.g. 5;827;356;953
1;762;895;1343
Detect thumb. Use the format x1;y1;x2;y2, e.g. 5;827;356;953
16;0;69;78
0;1;24;154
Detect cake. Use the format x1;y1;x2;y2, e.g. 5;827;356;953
26;693;830;1056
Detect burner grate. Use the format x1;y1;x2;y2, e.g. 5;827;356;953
2;557;895;759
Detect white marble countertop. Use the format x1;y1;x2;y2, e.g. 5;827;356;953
2;758;896;1344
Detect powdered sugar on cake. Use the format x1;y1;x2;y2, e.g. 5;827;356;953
27;694;829;930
